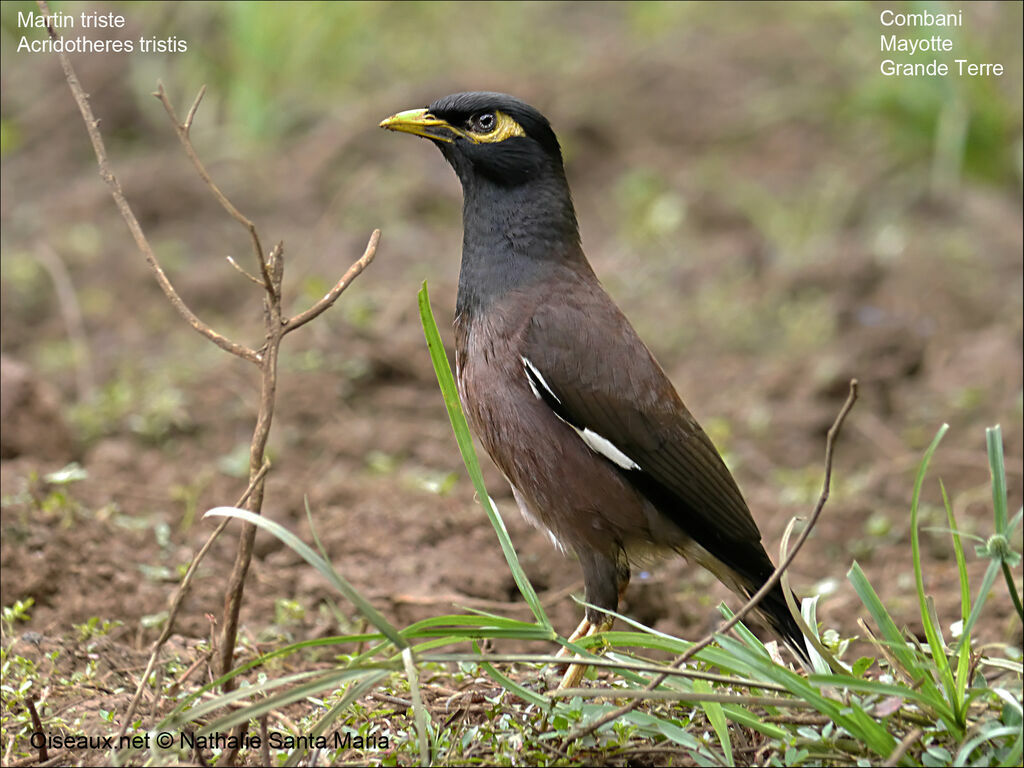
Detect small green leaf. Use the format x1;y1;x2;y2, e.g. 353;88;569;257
851;657;874;677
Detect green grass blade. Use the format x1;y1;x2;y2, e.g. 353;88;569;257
615;708;704;752
717;602;773;661
402;647;432;765
585;629;759;676
718;704;789;740
479;659;551;709
1002;560;1024;623
205;506;407;649
169;667;370;732
960;557;1004;644
204;670;386;738
806;672;957;716
402;613;541;632
694;678;733;765
407;626;555;642
714;634;898;758
282;670;390;767
847;562;963;733
909;425;958;721
940;479;974;714
157;634;396;722
954;725;1023;766
987;426;1008;532
418;282;551;630
847;562;921;676
987;426;1024;622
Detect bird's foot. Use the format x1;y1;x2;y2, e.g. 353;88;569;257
554;616;613;690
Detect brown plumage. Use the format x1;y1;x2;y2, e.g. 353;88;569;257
382;92;808;680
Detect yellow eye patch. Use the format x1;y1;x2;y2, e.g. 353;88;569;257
465;111;526;144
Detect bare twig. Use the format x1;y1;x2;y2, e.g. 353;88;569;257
284;229;380;334
883;727;924;767
37;2;260;365
33;242;95;401
561;380;859;743
153;82;274;296
226;256;263;287
258;717;271;767
117;461;271;743
43;5;380;761
182;85;206;132
26;698;47;762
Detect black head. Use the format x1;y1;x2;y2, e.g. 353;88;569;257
380;91;564;187
382;92;586;317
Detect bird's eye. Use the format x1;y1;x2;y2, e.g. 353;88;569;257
471;112;497;133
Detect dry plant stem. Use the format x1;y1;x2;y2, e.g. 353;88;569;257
26;699;47;762
44;7;380;760
34;243;95;401
226;255;264;287
220;297;282;682
284;229;381;334
116;461;271;744
562;379;859;743
38;1;260;365
258;717;271;767
217;243;286;765
153;83;274;297
883;727;924;767
216;228;378;691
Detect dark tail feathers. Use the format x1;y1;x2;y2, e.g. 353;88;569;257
751;581;810;664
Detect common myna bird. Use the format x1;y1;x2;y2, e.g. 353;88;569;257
381;92;808;684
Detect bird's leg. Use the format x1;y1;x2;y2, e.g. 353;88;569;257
556;614;614;689
554;552;630;689
554;616;593;660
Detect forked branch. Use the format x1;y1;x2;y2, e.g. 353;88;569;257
41;1;380;760
38;3;261;365
285;229;381;334
153;82;274;296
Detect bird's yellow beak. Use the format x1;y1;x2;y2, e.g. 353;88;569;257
379;108;457;144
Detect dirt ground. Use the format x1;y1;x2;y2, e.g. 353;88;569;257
1;3;1022;764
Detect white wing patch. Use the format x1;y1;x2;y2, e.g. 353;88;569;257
520;356;560;403
577;427;640;470
520;356;640;471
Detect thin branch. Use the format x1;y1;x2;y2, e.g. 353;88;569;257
561;379;859;743
226;256;263;287
883;727;924;767
43;7;380;760
152;82;275;297
26;699;47;763
284;229;381;334
116;460;271;744
258;717;271;767
780;518;844;670
34;242;95;401
183;85;206;133
38;1;260;365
